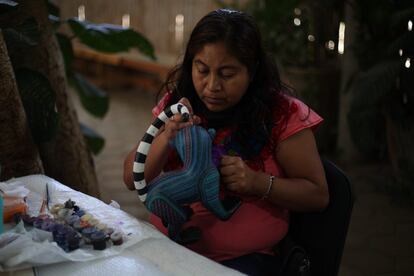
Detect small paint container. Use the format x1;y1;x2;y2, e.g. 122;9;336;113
67;215;80;226
54;225;73;248
88;218;99;227
110;231;123;246
79;219;90;228
103;227;114;236
66;231;81;251
64;199;76;209
52;223;66;239
74;209;85;217
57;208;71;219
41;219;55;232
81;213;92;222
50;204;64;215
72;220;84;232
82;226;98;242
96;223;107;231
91;231;106;250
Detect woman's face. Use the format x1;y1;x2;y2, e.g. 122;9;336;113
192;42;250;112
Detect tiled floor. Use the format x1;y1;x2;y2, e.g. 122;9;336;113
75;87;414;276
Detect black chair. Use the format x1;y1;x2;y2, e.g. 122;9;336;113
279;159;354;276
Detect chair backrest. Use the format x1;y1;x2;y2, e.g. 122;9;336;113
289;159;354;276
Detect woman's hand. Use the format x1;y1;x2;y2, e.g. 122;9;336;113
161;97;201;141
219;155;258;195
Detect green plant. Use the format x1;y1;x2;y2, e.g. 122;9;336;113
349;0;414;200
216;0;343;68
349;0;414;155
0;0;155;154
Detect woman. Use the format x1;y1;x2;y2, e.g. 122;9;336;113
124;9;328;275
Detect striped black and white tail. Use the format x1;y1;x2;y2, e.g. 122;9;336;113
133;103;190;202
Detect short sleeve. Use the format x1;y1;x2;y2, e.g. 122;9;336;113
277;97;323;143
152;91;172;117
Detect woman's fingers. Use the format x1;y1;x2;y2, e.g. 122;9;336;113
220;156;243;182
220;155;243;169
178;97;193;114
192;115;201;125
219;155;256;195
178;97;200;125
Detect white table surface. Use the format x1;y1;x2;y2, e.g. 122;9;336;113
0;175;243;276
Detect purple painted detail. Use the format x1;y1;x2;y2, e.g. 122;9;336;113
41;219;55;232
33;218;44;229
212;145;226;167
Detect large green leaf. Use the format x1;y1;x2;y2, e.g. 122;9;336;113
79;122;105;155
69;73;109;118
0;0;17;14
15;68;59;143
56;33;74;76
67;18;156;60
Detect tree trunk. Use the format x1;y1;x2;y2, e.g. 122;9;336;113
1;0;100;197
336;0;360;162
0;30;44;180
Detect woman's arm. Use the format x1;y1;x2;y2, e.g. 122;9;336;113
123;97;200;191
220;128;329;212
123;127;170;190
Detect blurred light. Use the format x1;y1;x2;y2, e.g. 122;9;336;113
78;5;85;21
338;22;345;54
399;49;403;56
176;14;184;25
326;40;335;50
293;18;301;26
308;34;315;42
122;14;130;28
405;57;411;68
175;14;184;47
294;8;301;16
403;92;408;104
408;20;413;31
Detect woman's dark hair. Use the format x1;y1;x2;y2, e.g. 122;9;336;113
158;9;290;160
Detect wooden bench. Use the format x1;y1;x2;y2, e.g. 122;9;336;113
73;45;172;92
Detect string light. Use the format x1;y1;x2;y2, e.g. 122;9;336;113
294;8;301;16
307;35;315;42
338;22;345;54
122;14;130;28
408;20;413;31
403;92;408;104
293;18;301;26
78;5;86;21
326;40;335;50
175;14;184;47
399;49;403;56
405;58;411;68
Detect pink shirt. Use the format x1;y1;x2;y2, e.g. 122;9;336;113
150;93;323;261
